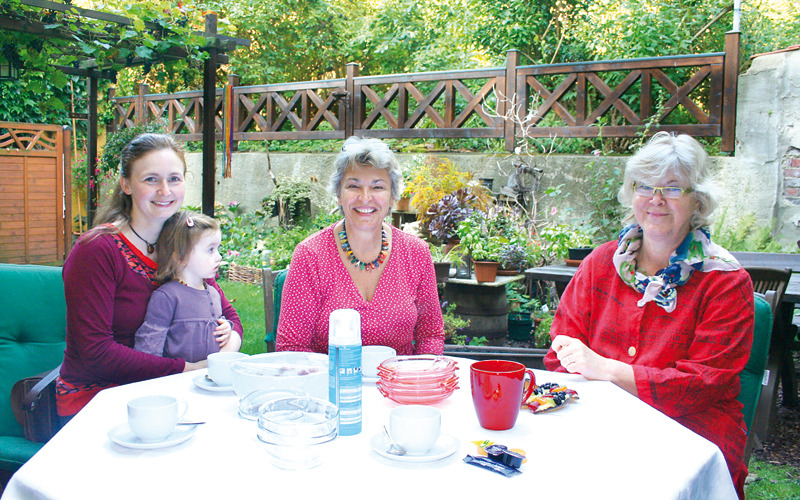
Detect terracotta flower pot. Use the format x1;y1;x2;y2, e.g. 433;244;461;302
473;261;499;283
394;197;411;212
443;238;461;255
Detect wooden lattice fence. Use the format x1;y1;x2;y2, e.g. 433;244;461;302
112;33;739;151
0;122;72;264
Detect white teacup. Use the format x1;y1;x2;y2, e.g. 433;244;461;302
362;345;396;379
127;395;187;443
207;352;249;387
389;405;441;455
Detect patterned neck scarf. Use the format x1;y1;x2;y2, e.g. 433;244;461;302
612;224;741;313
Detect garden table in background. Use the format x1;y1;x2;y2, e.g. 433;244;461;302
1;359;736;500
525;253;800;410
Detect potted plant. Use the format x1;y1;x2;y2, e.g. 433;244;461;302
456;212;506;283
426;188;478;246
539;223;594;265
498;243;529;276
405;156;491;234
471;239;503;283
505;283;546;341
428;244;461;282
394;163;417;211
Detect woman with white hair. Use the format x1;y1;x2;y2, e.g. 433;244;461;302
276;137;444;355
544;132;753;498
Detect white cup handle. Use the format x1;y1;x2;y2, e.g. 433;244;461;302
178;400;188;420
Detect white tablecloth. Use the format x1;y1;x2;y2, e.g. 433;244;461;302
2;358;737;500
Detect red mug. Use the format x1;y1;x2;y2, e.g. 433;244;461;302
470;360;536;430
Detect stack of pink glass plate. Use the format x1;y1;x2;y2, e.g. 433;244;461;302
376;356;459;404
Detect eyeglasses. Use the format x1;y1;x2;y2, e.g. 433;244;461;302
633;182;692;199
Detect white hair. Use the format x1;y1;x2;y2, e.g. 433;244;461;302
618;132;717;229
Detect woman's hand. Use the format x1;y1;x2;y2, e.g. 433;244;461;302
551;335;605;378
551;335;638;396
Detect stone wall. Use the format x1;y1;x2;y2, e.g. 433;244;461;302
183;47;800;247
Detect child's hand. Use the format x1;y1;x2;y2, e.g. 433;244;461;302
214;318;233;347
215;318;242;352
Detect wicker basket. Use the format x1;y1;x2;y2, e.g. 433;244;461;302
227;263;263;284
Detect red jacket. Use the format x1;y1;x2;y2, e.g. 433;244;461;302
545;241;753;498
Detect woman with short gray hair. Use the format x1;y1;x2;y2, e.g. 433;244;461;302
277;137;444;356
544;132;753;498
329;137;404;201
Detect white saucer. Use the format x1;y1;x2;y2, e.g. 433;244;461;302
193;374;234;392
370;432;459;462
108;423;198;450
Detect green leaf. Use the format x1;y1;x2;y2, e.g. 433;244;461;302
134;46;153;59
46;96;66;111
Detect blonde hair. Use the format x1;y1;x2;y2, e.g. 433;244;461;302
155;211;220;283
618;132;717;229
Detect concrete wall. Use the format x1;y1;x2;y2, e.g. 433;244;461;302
731;47;800;246
183;47;800;247
183;151;629;227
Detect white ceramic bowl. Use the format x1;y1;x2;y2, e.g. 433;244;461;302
362;345;396;379
230;352;328;399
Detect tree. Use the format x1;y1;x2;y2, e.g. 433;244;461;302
349;0;495;75
468;0;592;65
221;0;351;84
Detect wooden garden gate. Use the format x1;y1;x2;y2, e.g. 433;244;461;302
0;122;72;264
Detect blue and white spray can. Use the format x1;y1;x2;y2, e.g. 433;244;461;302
328;309;362;436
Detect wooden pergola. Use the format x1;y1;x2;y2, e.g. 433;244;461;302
0;0;250;222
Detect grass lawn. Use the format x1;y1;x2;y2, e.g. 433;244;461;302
218;278;800;497
746;460;800;498
218;278;270;356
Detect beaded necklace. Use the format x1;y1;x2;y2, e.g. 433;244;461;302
176;278;206;289
339;220;388;271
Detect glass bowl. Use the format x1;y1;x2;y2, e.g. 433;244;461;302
238;387;309;420
231;351;328;399
377;356;457;384
376;380;458;405
257;396;339;470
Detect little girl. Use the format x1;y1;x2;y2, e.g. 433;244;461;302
135;211;243;362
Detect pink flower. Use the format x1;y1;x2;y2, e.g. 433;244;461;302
592;149;601;157
227;250;240;257
550;207;558;216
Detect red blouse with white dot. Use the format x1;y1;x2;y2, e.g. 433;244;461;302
276;224;445;355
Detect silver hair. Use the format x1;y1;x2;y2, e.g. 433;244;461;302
328;137;403;200
618;132;717;229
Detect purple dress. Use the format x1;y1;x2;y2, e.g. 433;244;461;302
135;280;229;362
